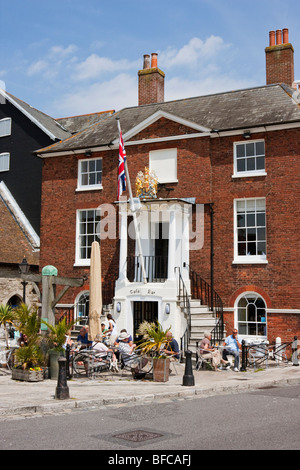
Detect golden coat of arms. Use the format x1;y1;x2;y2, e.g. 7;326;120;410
135;167;158;199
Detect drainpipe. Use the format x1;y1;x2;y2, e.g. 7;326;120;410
209;203;214;311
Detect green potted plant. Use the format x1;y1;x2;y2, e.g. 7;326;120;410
137;321;171;382
42;317;75;380
12;303;46;381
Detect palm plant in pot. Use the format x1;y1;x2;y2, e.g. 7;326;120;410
137;321;171;382
0;303;14;350
12;303;45;381
42;316;75;380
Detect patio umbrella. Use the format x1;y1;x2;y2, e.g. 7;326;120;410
88;241;102;341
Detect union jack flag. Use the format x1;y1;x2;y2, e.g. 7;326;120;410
118;128;126;199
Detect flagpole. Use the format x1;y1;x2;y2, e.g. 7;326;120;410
117;118;147;284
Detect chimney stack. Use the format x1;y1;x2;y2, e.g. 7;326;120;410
265;28;294;87
138;53;165;106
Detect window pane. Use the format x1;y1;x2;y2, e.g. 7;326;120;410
237;200;245;212
238;228;246;241
256;213;265;226
257;228;265;241
238;308;246;321
256;199;266;211
247;242;256;255
89;173;96;185
258;324;266;336
256;156;265;170
236;144;245;158
237;159;246;172
246;143;255;156
239;323;247;335
89;160;95;172
257;242;266;255
248;303;256;322
247;228;256;241
247;157;255;171
248;323;257;335
238;243;246;256
81;173;88;186
247;214;255;227
81;161;88;173
255;141;265;155
246;199;255;212
96;159;102;171
237;214;245;227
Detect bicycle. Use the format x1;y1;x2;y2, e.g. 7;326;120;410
72;348;114;378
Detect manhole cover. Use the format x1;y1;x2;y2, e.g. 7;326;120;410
113;430;163;443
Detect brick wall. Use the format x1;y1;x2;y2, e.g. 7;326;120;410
40;123;300;338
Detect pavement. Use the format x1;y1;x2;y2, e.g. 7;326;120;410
0;362;299;421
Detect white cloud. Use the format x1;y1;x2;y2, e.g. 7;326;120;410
73;54;139;80
160;35;228;68
26;44;78;78
54;73;137;116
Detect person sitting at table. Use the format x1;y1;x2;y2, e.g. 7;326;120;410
163;331;180;360
114;329;135;348
117;331;147;374
199;333;231;371
222;328;242;372
77;327;92;348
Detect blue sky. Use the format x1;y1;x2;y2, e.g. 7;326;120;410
1;0;300;118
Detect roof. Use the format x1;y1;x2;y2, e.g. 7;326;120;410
36;83;300;155
0;89;72;141
56;110;115;134
0;181;39;265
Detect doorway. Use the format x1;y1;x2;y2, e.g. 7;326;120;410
133;301;158;341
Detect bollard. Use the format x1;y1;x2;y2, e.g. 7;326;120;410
66;344;72;379
55;356;70;400
292;336;299;367
182;350;195;386
240;340;247;372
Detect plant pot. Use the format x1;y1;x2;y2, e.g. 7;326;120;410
152;357;170;382
49;349;63;380
12;368;44;382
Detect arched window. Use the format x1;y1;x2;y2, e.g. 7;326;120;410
75;291;89;325
237;293;267;337
8;295;22;308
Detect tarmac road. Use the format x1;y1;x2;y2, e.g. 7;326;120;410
0;384;299;451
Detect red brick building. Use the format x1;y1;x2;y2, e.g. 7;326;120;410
37;30;300;349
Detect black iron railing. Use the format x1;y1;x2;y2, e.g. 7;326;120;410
127;255;168;283
175;267;191;354
190;267;224;346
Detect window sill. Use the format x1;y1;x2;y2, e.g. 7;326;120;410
232;172;267;179
76;185;103;192
232;259;268;265
73;261;91;267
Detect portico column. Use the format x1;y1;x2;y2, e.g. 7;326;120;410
168;210;176;280
118;203;128;281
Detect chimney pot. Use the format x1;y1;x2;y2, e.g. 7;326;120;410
143;54;150;70
283;28;289;44
269;31;276;47
276;29;282;45
151;53;158;68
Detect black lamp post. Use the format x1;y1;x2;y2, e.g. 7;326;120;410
19;257;30;303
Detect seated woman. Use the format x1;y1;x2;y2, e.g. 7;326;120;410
117;331;147;373
199;333;231;371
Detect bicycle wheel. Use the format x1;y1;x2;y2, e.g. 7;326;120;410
73;351;89;377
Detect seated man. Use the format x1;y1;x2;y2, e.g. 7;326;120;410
163;331;180;360
77;327;92;348
199;333;230;371
92;334;118;368
222;329;242;372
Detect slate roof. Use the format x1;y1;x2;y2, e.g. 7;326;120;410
56;110;115;134
2;91;72;141
36;83;300;155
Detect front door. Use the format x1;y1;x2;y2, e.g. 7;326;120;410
154;222;168;281
133;301;158;342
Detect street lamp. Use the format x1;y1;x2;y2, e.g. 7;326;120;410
19;257;30;303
